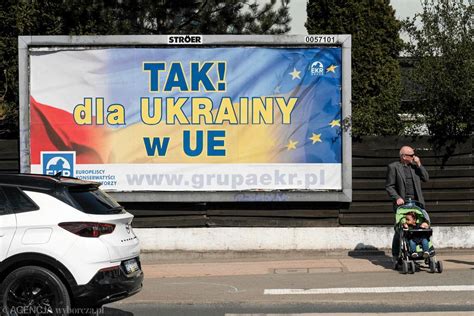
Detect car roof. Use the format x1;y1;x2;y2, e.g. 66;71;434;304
0;173;100;190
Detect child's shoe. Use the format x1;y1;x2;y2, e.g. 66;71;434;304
423;251;430;259
411;252;418;258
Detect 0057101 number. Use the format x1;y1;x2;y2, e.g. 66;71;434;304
305;36;336;44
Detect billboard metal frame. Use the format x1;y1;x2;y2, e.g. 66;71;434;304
18;35;351;202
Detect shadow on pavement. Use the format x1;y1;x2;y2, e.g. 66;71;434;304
347;243;394;270
445;259;474;269
445;259;474;266
103;307;134;315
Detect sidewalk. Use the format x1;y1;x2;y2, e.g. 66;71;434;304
139;249;474;279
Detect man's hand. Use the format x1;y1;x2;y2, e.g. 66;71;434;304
396;198;405;205
413;155;422;167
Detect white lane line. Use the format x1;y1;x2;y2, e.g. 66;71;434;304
264;285;474;295
226;313;474;316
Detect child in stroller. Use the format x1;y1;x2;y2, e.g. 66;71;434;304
403;212;430;259
394;200;443;274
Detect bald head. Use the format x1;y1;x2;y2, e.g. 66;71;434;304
399;146;415;164
400;146;414;156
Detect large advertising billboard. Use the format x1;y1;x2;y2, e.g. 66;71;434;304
20;35;351;201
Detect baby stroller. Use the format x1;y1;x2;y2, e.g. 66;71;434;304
394;200;443;274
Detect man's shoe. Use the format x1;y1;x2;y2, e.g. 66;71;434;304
391;257;399;270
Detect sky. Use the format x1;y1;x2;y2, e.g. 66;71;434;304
288;0;423;34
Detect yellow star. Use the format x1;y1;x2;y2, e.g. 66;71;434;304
309;133;322;144
286;139;298;150
326;65;338;73
289;68;301;80
329;119;341;127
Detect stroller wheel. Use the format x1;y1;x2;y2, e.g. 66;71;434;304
409;261;416;274
401;261;409;274
429;258;437;273
437;261;443;273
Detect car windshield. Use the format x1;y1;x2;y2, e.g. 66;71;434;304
68;187;123;214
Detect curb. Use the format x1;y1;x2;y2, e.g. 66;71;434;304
139;248;474;264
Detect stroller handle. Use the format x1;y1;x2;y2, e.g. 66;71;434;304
402;198;423;208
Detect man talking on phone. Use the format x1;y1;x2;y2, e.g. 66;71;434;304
386;145;429;263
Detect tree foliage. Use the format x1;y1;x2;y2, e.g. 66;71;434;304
305;0;403;136
0;0;291;138
402;0;473;143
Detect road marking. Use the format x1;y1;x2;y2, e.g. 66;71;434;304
165;282;245;293
264;285;474;295
226;313;474;316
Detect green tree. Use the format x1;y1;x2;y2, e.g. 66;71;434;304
1;0;65;137
402;0;472;143
305;0;403;136
0;0;291;138
179;0;291;34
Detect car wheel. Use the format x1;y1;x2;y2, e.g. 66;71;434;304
0;266;71;316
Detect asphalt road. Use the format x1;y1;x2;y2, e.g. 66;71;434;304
105;254;474;315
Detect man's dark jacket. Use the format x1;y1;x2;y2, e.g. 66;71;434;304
385;161;429;208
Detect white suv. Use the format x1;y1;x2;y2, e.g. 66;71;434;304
0;174;143;315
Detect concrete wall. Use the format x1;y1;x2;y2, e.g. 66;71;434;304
135;226;474;251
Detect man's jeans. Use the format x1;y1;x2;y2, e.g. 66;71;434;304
409;238;430;253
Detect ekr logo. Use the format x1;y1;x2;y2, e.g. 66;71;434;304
41;152;76;177
310;61;324;76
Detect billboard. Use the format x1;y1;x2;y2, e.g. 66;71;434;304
20;35;351;202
